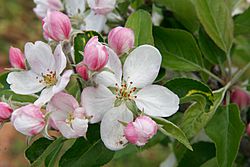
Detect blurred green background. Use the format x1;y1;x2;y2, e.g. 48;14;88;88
0;1;169;166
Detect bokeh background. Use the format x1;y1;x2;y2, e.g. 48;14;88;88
0;1;169;166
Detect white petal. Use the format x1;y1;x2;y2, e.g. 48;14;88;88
25;41;55;74
71;118;88;137
7;71;44;94
53;70;73;93
101;105;133;151
135;85;179;117
55;121;78;138
65;0;85;16
54;44;67;75
81;85;115;123
94;47;122;87
34;87;54;106
123;45;162;88
84;11;107;32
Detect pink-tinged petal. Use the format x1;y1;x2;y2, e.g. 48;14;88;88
49;92;79;113
94;47;122;87
43;11;71;41
81;85;115;123
25;41;56;75
123;45;162;88
135;85;179;117
83;36;109;71
0;102;13;121
11;104;45;136
84;11;107;32
54;44;67;75
7;70;44;95
9;47;26;69
101;104;133;151
108;27;134;56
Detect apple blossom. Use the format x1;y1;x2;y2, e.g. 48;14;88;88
64;0;109;32
9;47;26;69
108;27;135;56
76;62;89;81
33;0;63;18
11;104;45;136
83;36;109;71
87;0;116;15
0;102;13;122
82;45;179;150
7;41;73;106
47;92;89;138
43;11;71;41
124;116;158;146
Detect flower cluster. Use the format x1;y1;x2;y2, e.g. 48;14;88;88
2;0;180;152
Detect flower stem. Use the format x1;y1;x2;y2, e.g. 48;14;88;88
202;68;225;85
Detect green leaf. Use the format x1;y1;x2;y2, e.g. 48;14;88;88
45;142;63;167
174;87;227;162
198;28;226;65
0;89;37;103
152;117;192;151
59;124;114;167
74;31;104;64
154;0;200;32
165;78;213;103
125;9;154;46
193;0;234;53
0;72;9;90
26;137;65;167
178;142;216;167
59;138;114;167
201;158;218;167
205;104;245;167
234;7;250;36
153;27;204;71
25;138;53;164
180;87;226;139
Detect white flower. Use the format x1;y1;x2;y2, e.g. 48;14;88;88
64;0;115;32
7;41;73;106
81;45;179;150
47;92;88;139
33;0;63;18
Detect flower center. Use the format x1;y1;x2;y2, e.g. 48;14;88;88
65;112;74;125
38;70;57;87
115;82;137;101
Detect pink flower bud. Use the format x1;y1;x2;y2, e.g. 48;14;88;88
11;104;45;136
84;36;109;71
87;0;116;15
9;47;26;69
108;27;134;56
231;88;250;110
0;102;13;122
43;11;71;41
76;62;89;81
124;116;158;146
